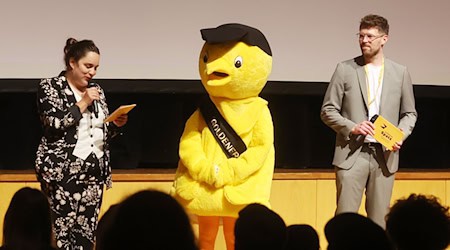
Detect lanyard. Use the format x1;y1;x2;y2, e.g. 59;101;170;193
364;58;384;107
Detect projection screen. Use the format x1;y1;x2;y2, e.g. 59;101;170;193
0;0;449;85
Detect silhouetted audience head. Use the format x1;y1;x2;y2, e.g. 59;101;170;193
234;203;287;250
325;212;392;250
1;187;55;250
386;193;450;250
95;190;198;250
285;224;319;250
95;204;120;250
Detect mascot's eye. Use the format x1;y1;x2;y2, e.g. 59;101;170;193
203;54;208;63
234;56;243;68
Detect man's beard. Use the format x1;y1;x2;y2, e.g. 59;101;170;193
361;46;380;58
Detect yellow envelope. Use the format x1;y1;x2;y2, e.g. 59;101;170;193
370;114;404;150
104;104;136;123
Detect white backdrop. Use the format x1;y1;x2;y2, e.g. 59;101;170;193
1;0;449;85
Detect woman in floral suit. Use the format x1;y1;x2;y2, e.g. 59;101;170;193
35;38;127;250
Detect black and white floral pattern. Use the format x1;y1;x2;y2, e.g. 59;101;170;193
35;73;120;250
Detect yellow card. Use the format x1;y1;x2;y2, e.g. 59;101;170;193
370;114;404;150
104;104;136;123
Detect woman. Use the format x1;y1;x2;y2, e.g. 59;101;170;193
1;187;56;250
35;38;127;250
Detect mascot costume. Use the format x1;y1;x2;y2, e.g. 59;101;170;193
171;23;274;250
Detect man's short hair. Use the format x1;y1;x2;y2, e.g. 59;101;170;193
360;14;389;35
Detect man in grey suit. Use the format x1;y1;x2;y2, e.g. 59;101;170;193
321;14;417;228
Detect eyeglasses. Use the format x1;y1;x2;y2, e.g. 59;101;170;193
357;33;385;42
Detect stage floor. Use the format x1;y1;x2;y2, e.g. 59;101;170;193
1;168;449;249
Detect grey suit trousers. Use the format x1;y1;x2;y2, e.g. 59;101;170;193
335;143;395;229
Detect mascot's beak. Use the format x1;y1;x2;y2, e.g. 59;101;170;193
205;61;230;86
210;71;228;79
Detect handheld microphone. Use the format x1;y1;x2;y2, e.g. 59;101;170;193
87;82;99;118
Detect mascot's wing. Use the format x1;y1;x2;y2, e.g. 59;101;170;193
178;110;216;185
214;107;274;188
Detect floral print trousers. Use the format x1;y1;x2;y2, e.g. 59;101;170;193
41;153;104;250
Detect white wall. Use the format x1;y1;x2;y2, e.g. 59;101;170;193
0;0;449;85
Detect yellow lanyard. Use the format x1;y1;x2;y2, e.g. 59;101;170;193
364;58;384;107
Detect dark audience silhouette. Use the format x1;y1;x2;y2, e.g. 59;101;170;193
1;187;56;250
5;186;449;250
325;212;392;250
95;189;198;250
386;193;450;250
94;204;119;250
234;203;287;250
285;224;319;250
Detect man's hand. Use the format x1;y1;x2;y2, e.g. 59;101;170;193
351;120;375;136
392;141;402;151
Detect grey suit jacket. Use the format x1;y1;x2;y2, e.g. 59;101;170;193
321;56;417;173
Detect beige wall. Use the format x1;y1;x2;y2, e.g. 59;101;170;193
1;1;450;85
1;171;449;250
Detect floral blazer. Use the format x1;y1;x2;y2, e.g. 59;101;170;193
35;72;119;188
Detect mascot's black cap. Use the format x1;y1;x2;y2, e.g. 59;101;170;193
200;23;272;56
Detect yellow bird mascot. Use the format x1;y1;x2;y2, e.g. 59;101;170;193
171;23;274;250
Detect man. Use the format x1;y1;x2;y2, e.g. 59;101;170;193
320;14;417;228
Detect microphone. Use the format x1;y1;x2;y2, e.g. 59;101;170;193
88;82;98;118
